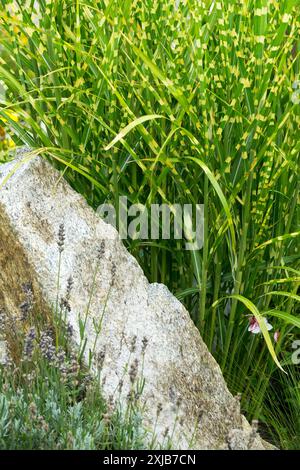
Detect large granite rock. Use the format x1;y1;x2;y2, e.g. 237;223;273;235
0;149;271;449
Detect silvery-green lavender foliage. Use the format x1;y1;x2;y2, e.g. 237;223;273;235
0;346;150;450
0;293;151;450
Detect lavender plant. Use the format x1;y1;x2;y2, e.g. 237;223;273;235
0;303;155;450
0;227;160;450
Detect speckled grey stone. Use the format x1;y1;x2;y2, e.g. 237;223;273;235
0;149;273;449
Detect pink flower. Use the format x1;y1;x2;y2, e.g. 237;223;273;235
248;316;273;334
274;331;280;343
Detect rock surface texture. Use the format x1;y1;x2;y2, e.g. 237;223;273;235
0;149;272;449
